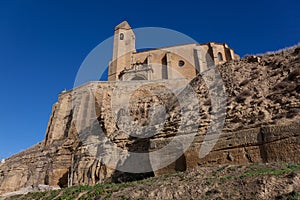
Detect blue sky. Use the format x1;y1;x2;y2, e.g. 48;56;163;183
0;0;299;159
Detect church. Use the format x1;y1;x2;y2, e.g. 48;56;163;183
108;21;240;81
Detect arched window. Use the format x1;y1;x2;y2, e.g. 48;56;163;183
131;75;147;80
218;52;223;61
120;33;124;40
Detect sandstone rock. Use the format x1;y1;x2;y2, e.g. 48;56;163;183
0;45;300;194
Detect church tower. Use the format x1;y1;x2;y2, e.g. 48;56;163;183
108;21;136;81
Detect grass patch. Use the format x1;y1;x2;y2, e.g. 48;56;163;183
220;175;235;183
241;163;300;178
205;176;217;185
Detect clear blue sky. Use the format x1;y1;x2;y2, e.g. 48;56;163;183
0;0;299;159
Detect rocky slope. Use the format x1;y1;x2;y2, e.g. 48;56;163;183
0;45;299;195
2;162;300;200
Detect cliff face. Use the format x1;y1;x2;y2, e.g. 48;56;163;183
0;45;300;195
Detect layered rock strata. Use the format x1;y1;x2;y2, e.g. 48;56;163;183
0;46;299;194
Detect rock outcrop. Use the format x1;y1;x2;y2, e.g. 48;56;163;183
0;45;299;195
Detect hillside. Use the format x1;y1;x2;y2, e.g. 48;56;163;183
0;44;299;197
2;162;300;199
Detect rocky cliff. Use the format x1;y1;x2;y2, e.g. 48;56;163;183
0;45;299;195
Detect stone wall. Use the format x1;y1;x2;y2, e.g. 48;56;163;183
108;21;239;81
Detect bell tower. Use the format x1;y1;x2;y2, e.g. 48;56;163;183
108;21;136;81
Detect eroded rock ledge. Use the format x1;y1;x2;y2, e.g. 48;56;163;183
0;45;299;195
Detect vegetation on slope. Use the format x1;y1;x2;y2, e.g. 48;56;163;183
2;162;300;200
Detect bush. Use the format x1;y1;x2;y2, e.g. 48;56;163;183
294;46;300;55
288;69;300;81
273;82;290;90
286;108;299;119
235;90;251;103
239;79;250;87
296;85;300;93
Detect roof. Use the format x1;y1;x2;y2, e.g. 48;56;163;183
115;21;132;31
133;42;228;54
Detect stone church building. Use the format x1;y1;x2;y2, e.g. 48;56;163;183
108;21;239;81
